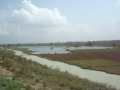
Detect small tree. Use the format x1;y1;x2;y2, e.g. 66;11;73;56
112;43;116;47
88;41;92;46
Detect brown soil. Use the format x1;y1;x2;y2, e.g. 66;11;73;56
40;52;120;62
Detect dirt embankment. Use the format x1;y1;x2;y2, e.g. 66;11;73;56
40;52;120;62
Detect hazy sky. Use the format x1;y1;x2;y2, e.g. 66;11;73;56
0;0;120;44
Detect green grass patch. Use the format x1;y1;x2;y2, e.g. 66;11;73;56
68;47;120;53
0;76;25;90
3;46;33;55
14;47;33;54
66;60;120;75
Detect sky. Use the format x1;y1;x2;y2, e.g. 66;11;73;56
0;0;120;44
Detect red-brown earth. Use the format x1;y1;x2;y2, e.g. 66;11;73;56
39;52;120;62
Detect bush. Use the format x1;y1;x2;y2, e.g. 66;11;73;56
0;76;23;90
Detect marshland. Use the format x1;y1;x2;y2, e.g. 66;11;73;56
1;0;120;90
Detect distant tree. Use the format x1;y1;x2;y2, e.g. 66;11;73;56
6;44;11;47
85;43;88;46
74;44;79;47
88;41;92;46
112;43;116;47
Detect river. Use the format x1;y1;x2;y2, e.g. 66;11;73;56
15;50;120;89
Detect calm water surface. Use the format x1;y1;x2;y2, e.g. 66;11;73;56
20;46;112;54
15;50;120;89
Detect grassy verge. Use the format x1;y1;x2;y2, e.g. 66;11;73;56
67;47;120;53
0;48;116;90
14;47;33;54
65;60;120;75
4;46;33;54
